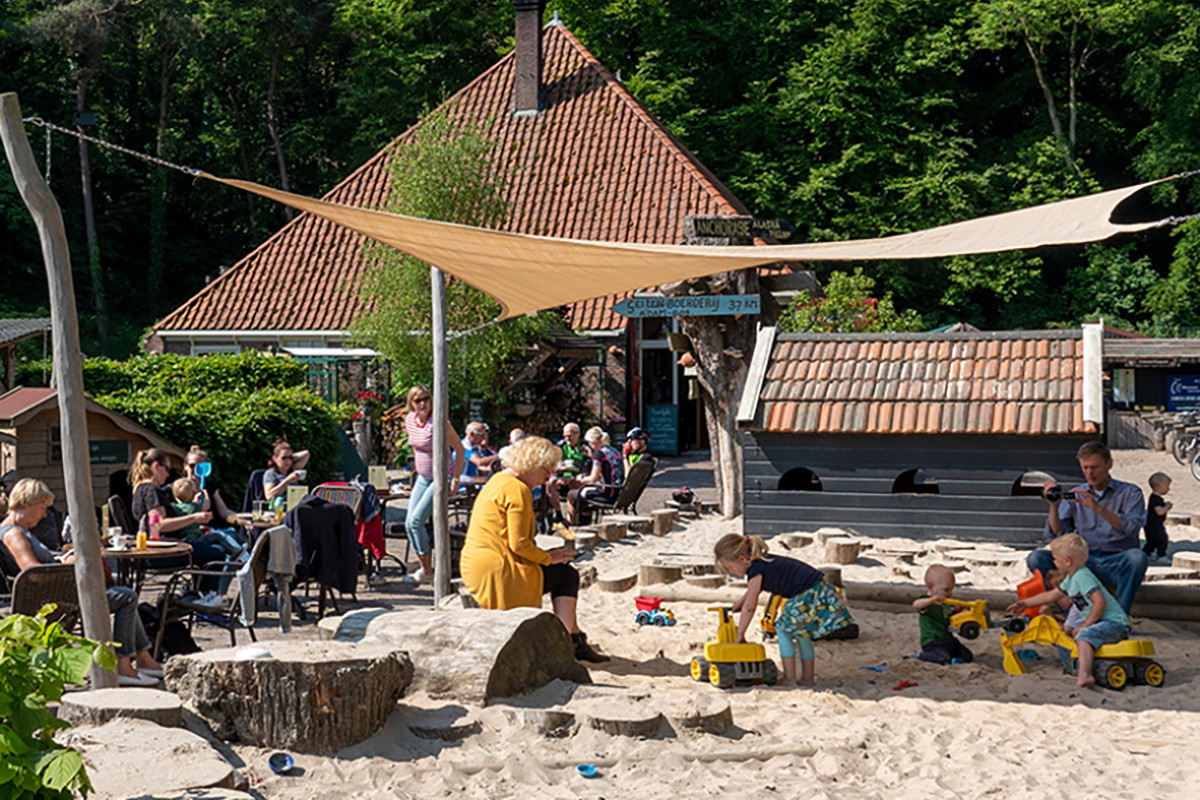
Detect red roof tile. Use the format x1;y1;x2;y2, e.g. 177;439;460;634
156;24;753;336
754;330;1094;435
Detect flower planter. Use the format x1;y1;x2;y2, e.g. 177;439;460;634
514;402;535;417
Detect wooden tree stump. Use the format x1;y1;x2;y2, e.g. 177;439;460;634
167;640;413;753
573;532;599;551
1173;552;1200;571
402;705;484;741
570;698;663;738
639;563;683;586
59;688;182;729
654;554;717;576
597;521;628;542
597;572;638;593
818;565;842;588
501;706;576;737
59;718;237;796
824;537;862;565
326;607;590;706
658;694;733;734
814;526;857;544
651;508;678;536
781;533;814;550
686;574;727;589
605;514;654;534
577;564;598;589
1166;513;1192;526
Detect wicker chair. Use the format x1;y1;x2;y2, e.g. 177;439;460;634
154;528;272;659
11;563;81;633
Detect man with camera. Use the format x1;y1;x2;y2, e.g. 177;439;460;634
1026;441;1147;615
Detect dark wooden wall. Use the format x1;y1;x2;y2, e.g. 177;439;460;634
743;432;1092;543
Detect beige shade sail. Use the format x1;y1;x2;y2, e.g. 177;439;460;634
205;174;1170;320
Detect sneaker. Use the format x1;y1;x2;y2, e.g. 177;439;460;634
138;667;165;679
401;568;427;585
118;672;158;687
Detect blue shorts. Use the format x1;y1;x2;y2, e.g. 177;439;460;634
1074;619;1130;650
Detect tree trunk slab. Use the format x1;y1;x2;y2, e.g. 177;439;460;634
817;566;842;588
59;718;236;798
1145;566;1200;582
824;537;862;565
59;687;183;729
596;521;628;542
686;574;727;590
780;533;814;550
326;607;590;706
639;563;683;586
651;508;679;535
943;549;1024;566
658;694;733;734
604;514;654;534
569;697;663;738
166;640;412;753
1166;513;1192;526
400;704;484;741
573;532;599;551
653;554;716;576
1173;552;1200;571
499;706;576;737
597;572;638;593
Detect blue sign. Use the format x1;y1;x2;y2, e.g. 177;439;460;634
612;294;760;318
1168;374;1200;411
645;404;680;455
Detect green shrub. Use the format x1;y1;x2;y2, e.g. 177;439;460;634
0;606;117;799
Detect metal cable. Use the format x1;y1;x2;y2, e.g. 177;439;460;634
22;116;205;177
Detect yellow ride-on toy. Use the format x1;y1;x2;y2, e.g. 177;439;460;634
1000;614;1165;690
691;604;779;689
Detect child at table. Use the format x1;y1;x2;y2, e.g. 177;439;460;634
912;564;974;665
714;534;854;687
1008;533;1131;688
171;478;245;560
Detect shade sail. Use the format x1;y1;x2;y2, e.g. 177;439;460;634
205;174;1170;320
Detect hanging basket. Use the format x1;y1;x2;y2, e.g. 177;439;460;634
514;402;535;417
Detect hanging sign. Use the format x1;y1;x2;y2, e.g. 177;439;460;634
612;294;760;318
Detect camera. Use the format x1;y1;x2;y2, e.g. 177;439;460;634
1044;485;1078;503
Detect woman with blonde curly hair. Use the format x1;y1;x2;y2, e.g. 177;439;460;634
461;435;608;662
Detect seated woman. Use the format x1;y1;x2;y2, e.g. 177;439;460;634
460;436;609;663
263;439;311;502
565;427;624;526
1;479;163;686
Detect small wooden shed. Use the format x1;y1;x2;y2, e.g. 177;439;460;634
0;387;184;506
737;326;1104;543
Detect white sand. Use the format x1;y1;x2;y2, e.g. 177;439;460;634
233;447;1200;798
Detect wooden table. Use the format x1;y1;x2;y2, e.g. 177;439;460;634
102;541;193;591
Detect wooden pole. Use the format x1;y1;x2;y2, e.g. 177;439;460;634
0;93;116;688
431;266;451;604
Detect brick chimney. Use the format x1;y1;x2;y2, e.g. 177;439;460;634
513;0;544;117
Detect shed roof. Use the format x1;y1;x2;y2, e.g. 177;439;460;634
0;318;51;347
153;22;749;338
0;387;184;457
742;329;1095;436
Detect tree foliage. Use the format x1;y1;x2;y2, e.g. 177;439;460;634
779;269;925;333
349;110;554;412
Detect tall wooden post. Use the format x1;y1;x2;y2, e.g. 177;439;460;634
1;93;116;688
430;266;451;604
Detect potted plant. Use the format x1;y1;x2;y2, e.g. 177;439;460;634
511;385;536;417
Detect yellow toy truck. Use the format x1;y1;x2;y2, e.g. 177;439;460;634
943;597;990;640
691;604;779;688
1000;614;1165;690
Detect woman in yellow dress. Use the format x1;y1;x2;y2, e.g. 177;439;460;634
461;435;608;662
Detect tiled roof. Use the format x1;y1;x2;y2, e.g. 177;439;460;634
756;331;1094;435
155;23;748;335
0;387;56;424
0;318;50;347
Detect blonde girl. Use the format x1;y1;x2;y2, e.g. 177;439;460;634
714;534;854;686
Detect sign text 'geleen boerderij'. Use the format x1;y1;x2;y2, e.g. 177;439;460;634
611;294;761;318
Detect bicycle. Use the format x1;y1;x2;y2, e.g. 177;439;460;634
1171;410;1200;465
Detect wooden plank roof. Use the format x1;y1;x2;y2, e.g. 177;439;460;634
153;22;749;337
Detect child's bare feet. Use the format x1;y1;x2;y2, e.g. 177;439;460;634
1077;674;1095;688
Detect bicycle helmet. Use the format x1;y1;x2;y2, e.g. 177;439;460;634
627;426;651;441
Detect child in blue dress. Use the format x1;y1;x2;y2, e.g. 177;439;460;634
715;534;854;686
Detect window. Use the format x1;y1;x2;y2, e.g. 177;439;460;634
778;467;823;491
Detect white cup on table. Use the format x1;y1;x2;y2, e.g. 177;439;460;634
108;527;126;550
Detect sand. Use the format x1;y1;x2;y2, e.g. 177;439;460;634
224;447;1200;798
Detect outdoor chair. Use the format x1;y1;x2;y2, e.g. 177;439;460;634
107;494;138;538
586;456;657;522
154;525;273;660
241;469;267;513
11;563;81;633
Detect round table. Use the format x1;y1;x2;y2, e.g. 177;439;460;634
102;541;192;590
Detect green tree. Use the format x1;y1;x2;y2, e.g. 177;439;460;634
350;109;554;410
779;268;924;333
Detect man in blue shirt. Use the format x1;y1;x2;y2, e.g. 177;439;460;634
461;422;499;479
1026;441;1148;615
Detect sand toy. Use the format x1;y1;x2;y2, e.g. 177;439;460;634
1000;614;1165;689
690;604;778;689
